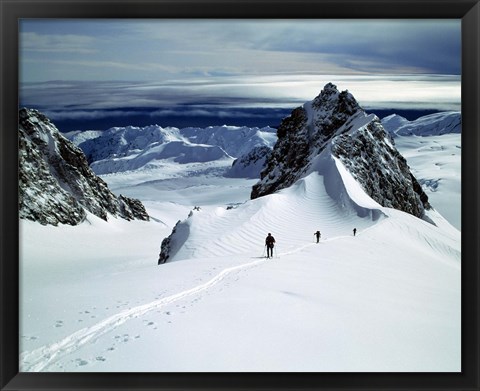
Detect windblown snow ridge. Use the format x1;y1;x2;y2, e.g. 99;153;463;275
251;83;431;220
157;83;438;265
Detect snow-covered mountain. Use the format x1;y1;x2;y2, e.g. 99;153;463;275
251;83;430;220
224;145;272;179
381;111;461;136
157;85;460;265
19;108;149;225
69;124;276;175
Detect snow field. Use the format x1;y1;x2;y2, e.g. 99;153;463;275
20;219;460;371
394;134;461;229
19;136;461;372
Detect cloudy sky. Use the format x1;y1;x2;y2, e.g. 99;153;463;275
19;19;461;130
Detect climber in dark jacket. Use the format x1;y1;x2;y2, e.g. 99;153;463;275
314;230;321;243
265;233;276;258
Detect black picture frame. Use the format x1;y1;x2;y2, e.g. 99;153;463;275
1;0;478;390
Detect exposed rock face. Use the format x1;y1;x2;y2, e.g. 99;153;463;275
19;108;149;226
331;119;430;217
251;83;430;219
158;217;191;265
158;221;180;264
251;83;361;199
225;146;272;179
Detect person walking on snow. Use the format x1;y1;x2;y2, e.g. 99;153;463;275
314;230;321;243
265;233;276;258
353;228;357;236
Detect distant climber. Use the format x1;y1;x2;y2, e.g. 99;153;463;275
314;230;321;243
265;233;276;258
353;228;357;236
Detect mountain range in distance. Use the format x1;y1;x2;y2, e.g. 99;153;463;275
18;83;461;230
29;105;448;133
62;109;461;179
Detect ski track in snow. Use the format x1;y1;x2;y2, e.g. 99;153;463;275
20;236;341;372
20;256;270;372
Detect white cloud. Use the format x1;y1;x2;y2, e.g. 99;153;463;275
43;109;142;121
21;74;461;114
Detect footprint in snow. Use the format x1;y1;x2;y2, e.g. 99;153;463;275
95;356;106;362
54;320;64;328
75;358;88;367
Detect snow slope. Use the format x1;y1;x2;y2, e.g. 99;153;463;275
19;144;460;372
379;111;461;230
68;124;277;175
394;134;461;230
381;111;461;136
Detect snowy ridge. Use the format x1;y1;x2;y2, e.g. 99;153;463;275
180;125;276;157
64;130;103;145
161;142;455;264
160;149;384;263
70;124;277;174
330;114;430;219
251;83;363;199
252;83;430;220
381;111;461;136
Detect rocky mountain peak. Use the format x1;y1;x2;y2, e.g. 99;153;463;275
19;108;149;226
252;83;364;199
251;83;431;220
312;82;359;113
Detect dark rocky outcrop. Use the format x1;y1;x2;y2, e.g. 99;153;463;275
225;145;272;179
19;108;149;226
330;118;430;217
251;83;430;219
158;218;191;265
